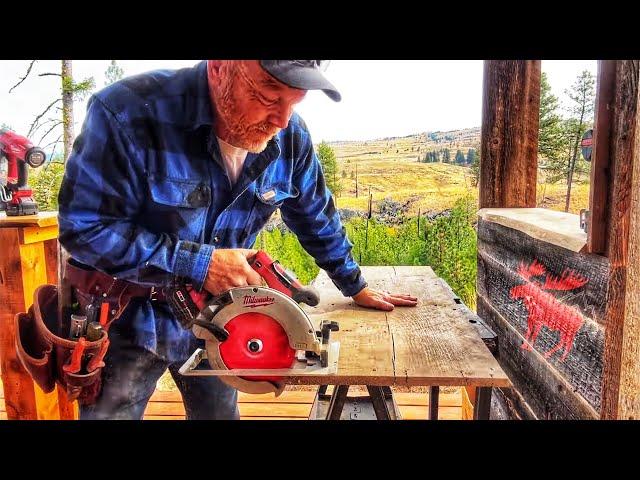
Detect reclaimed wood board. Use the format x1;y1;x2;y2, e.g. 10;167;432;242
275;266;510;388
477;218;608;417
141;388;463;420
478;208;587;253
601;60;640;420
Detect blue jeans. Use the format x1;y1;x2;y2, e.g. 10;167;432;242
80;328;239;420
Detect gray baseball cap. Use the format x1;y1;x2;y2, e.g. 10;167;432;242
259;60;341;102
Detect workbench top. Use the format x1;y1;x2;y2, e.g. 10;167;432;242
0;211;58;228
289;266;511;388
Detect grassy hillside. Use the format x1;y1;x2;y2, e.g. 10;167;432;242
326;129;590;216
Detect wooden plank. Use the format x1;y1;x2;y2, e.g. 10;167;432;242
478;296;598;419
477;208;587;253
148;389;462;406
295;267;396;385
0;211;58;228
479;218;609;326
43;239;58;285
491;385;537;420
18;241;48;312
142;416;306;420
0;412;6;420
384;269;509;387
588;60;616;254
477;219;607;416
480;60;540;209
240;417;306;420
18;240;60;420
620;120;640;419
143;401;312;418
143;415;186;420
44;238;76;420
291;267;510;387
0;229;38;420
150;389;316;404
18;225;59;245
461;387;474;420
602;60;640;420
398;406;461;420
142;415;354;421
394;391;461;406
241;403;311;418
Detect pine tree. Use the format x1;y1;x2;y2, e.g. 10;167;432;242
541;70;595;211
317;141;342;196
466;148;476;166
538;72;564;162
105;60;125;86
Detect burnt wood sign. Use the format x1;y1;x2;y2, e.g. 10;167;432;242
477;219;608;419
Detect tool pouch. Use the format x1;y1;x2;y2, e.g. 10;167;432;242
15;284;109;405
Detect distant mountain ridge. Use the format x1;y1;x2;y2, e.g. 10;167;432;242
324;127;480;148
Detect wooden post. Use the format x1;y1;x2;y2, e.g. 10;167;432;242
0;212;77;420
588;61;616;254
479;60;541;208
601;60;640;420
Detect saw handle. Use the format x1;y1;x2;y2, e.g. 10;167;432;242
249;251;320;307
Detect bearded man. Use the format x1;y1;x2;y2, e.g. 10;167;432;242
57;60;417;420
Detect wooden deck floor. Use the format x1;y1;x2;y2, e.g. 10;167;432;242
0;383;466;420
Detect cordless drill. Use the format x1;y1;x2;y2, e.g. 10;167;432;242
0;128;47;216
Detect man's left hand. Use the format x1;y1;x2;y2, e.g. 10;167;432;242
352;287;418;311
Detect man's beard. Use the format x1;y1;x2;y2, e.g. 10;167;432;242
213;66;281;153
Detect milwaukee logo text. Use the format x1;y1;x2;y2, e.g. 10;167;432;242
243;295;275;308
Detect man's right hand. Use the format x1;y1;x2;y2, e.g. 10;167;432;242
203;248;264;296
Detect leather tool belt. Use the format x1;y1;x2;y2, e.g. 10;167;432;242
14;259;167;406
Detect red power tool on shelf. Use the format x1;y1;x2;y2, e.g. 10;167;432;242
0;128;47;216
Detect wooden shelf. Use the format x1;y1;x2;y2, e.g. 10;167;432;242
478;208;587;253
0;211;58;228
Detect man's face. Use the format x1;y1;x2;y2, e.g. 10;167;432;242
208;60;307;153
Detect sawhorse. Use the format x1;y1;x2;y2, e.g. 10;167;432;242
309;385;401;420
308;384;493;420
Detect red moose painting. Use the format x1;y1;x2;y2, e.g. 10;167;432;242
509;259;589;362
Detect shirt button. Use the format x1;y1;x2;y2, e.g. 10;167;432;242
213;236;220;243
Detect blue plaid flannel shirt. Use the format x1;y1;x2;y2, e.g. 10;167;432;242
57;61;366;362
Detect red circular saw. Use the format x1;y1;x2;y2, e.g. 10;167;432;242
179;251;340;396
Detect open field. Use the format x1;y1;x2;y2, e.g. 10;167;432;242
327;130;590;216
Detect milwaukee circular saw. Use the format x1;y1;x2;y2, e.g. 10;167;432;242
177;251;340;396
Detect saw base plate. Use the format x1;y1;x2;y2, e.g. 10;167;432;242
178;342;340;377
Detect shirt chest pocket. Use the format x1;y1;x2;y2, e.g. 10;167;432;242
237;182;299;244
146;176;211;239
255;182;300;208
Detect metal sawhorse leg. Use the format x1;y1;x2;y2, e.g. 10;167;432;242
309;385;401;420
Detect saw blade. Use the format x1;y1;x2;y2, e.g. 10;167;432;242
218;312;296;383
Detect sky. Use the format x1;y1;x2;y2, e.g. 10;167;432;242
0;60;598;153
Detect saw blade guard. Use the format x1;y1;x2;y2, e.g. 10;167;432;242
193;286;321;395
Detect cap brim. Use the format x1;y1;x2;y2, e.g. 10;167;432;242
259;60;341;102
